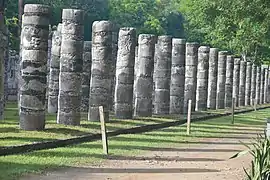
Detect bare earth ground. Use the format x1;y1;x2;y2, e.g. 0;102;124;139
20;126;262;180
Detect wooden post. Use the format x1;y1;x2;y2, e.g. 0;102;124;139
99;106;108;155
186;100;192;135
231;97;235;124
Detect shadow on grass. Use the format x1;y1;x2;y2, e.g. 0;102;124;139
0;127;19;133
43;128;91;136
0;136;57;143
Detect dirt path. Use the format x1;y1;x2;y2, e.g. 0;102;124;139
21;126;262;180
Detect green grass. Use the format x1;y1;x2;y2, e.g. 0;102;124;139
0;106;269;180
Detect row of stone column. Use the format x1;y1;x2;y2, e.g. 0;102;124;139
18;4;270;131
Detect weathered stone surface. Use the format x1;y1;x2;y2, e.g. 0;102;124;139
19;4;50;130
183;42;199;113
133;46;138;109
225;55;234;108
245;61;252;106
134;34;155;117
154;36;172;115
57;9;84;125
233;58;241;107
3;26;9;106
114;27;136;119
48;24;62;113
7;50;19;101
216;51;227;109
80;41;92;112
195;46;209;111
264;66;269;103
45;38;52;107
170;38;185;114
255;65;261;104
239;60;246;106
250;64;257;104
207;48;218;109
88;21;113;121
260;67;266;104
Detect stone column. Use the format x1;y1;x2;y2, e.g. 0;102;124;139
225;55;234;108
3;27;9;105
81;41;92;112
233;57;241;107
134;34;155;117
245;61;252;106
207;48;218;109
183;42;199;113
216;51;227;109
19;4;50;130
0;14;5;119
88;21;113;121
170;38;185;114
110;28;118;111
255;65;261;104
195;46;209;111
264;66;269;104
154;36;172;115
239;60;246;106
57;9;84;125
114;27;136;119
250;64;257;104
260;67;266;104
45;38;52;107
132;46;138;108
48;24;62;113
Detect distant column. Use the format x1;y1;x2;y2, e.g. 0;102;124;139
183;42;199;113
19;4;50;130
255;66;261;104
245;61;252;106
264;66;269;103
134;34;155;117
81;41;92;112
57;9;84;125
114;27;136;119
195;46;209;111
207;48;218;109
250;64;257;104
154;36;172;115
260;67;266;104
225;55;234;108
233;58;241;107
110;28;118;111
88;21;113;121
132;46;138;109
216;51;227;109
48;24;62;113
239;60;246;106
170;38;186;114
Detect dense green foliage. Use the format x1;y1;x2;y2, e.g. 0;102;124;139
4;0;270;63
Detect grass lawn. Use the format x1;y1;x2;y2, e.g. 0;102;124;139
0;102;268;147
0;106;268;180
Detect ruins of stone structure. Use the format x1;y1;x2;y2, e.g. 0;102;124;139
170;38;186;114
207;48;218;109
154;36;172;114
3;26;9;105
88;21;113;121
196;46;209;111
216;51;227;109
233;58;241;107
225;55;234;108
19;4;50;130
134;34;155;117
57;9;84;125
133;46;138;110
251;64;257;104
115;27;136;119
245;61;252;106
48;24;62;113
256;65;261;104
184;42;199;113
81;41;92;112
